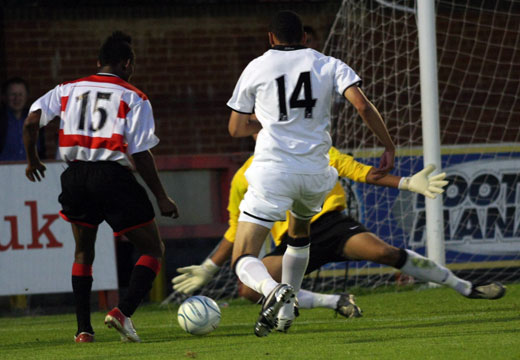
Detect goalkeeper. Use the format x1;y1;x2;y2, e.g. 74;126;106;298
172;147;505;315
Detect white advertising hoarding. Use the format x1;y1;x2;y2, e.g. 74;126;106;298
0;162;118;296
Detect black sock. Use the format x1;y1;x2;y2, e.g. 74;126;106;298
118;265;157;317
72;275;94;335
286;236;311;248
394;248;408;269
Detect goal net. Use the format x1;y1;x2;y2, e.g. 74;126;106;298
181;0;520;302
320;0;520;289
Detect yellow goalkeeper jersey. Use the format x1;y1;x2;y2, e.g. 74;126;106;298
223;146;372;246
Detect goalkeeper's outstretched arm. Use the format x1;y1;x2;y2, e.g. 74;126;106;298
207;237;234;267
365;164;448;199
172;237;233;294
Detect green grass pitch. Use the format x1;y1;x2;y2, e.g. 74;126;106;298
1;284;519;360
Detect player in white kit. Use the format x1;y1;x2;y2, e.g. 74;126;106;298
23;31;178;343
227;11;396;336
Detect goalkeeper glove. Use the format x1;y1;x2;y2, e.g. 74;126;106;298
398;164;449;199
172;258;220;295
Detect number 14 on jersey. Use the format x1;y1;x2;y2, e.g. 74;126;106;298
275;71;316;121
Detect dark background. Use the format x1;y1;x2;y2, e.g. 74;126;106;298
0;0;339;157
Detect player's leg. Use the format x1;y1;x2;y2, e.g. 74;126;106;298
58;162;100;343
70;223;98;343
233;219;295;337
232;221;277;296
283;214;311;293
343;232;504;299
117;221;164;317
100;162;163;342
239;251;361;318
240;254;336;309
344;232;473;294
232;165;286;298
238;255;281;303
396;245;504;299
276;213;311;326
104;221;163;343
233;165;297;336
276;168;338;329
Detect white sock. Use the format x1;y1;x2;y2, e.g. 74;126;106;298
236;256;278;297
297;289;339;309
281;245;310;293
279;245;310;319
401;249;472;296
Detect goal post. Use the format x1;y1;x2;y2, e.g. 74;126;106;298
417;0;446;269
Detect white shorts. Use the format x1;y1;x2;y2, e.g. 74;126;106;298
239;165;338;229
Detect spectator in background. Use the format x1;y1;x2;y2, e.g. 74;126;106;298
0;77;45;161
0;77;46;313
304;25;321;50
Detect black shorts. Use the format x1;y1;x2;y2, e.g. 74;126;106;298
58;161;155;235
264;211;368;274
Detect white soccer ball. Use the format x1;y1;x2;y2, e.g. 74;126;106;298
177;295;221;335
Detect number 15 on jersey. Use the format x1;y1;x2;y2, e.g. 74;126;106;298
75;90;114;132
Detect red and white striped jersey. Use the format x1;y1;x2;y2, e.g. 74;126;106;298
29;73;159;167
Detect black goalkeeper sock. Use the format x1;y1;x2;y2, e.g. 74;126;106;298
72;263;94;335
118;255;160;317
394;248;408;269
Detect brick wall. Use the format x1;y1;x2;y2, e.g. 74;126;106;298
1;1;338;157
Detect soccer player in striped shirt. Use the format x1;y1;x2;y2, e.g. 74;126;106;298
23;31;178;343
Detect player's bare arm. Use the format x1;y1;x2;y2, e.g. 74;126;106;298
209;238;234;266
365;164;448;199
364;168;400;188
131;150;179;218
22;110;46;182
344;86;395;177
228;111;262;137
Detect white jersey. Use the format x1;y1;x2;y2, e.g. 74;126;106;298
29;73;159;167
227;46;361;174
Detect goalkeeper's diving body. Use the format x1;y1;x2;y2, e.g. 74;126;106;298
173;147;506;318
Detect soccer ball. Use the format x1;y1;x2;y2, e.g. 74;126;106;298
177;295;221;335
